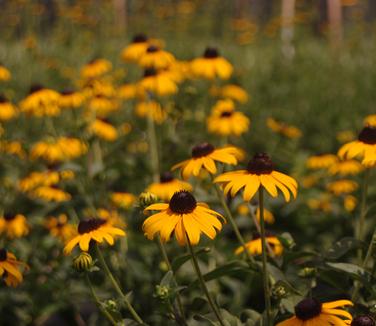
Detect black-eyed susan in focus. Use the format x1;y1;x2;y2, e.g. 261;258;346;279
0;248;27;287
143;190;224;245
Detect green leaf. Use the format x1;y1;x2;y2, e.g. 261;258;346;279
326;262;366;278
160;271;174;287
324;237;363;260
171;247;211;272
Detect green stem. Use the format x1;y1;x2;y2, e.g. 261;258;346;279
95;245;144;324
147;110;160;183
186;236;225;326
357;168;370;262
85;273;117;325
259;187;272;326
156;236;188;326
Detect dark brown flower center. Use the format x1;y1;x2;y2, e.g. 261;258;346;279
358;126;376;145
204;47;219;58
4;214;16;221
192;143;215;158
29;84;44;94
0;94;8;103
169;191;196;214
220;111;233;118
88;58;99;64
352;316;376;326
78;218;106;234
144;68;157;78
247;153;274;175
61;89;74;95
0;249;7;261
295;298;322;321
160;172;174;183
146;45;159;53
132;33;147;43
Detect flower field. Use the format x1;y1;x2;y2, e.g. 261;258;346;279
0;1;375;325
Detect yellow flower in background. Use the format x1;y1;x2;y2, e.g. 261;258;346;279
146;172;193;201
237;204;275;224
88;119;118;141
215;153;298;202
327;179;358;196
162;60;190;83
267;117;302;139
235;233;283;256
307;194;333;213
338;126;376;167
0;214;29;238
87;95;119;117
138;45;175;69
207;99;250;136
364;114;376;127
31;186;71;202
211;84;249;103
110;192;136;209
118;83;138;100
191;47;233;80
328;159;363;176
143;190;224;245
344;195;357;212
80;78;116;98
276;298;353;326
301;175;320;188
0;95;17;121
96;208;126;229
0;248;27;287
0;64;11;81
172;143;244;180
121;34;150;62
135;100;167;124
45;214;76;242
138;68;178;97
306;154;338;170
336;130;355;143
64;218;125;255
80;58;112;79
0;140;25;158
59;89;85;108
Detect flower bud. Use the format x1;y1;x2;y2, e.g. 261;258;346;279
155;285;170;300
351;315;375;326
272;284;287;299
73;252;93;272
298;267;316;278
139;192;158;209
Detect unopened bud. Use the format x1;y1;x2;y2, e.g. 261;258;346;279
73;252;93;272
139;192;158;209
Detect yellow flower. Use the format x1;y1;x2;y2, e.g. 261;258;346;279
118;83;138;100
306;154;338;170
301;175;320;188
0;95;17;121
87;95;119;117
138;45;175;69
212;84;249;103
327;179;358;196
190;47;233;80
365;114;376;127
135;100;167;124
80;58;112;79
96;208;126;229
19;170;60;192
143;191;224;245
45;214;76;242
266;117;302;139
80;78;115;98
111;192;136;209
235;233;282;256
0;214;29;238
64;218;125;255
31;186;71;202
336;130;355;143
137;68;178;97
121;34;150;62
146;172;193;201
88;119;118;141
344;195;357;212
0;140;25;158
338;126;376;167
0;65;11;81
214;153;298;202
162;61;190;83
328;159;363;176
236;204;275;224
172;143;244;180
0;249;27;287
276;298;353;326
307;194;333;213
59;90;85;108
207;99;250;136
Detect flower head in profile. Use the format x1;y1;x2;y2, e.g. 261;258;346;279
328;159;363;176
277;298;353;326
135;100;167;124
211;84;249;103
31;186;71;202
172;143;244;180
267;117;302;139
190;47;233;80
110;192;136;209
306;154;338;170
327;179;358;196
0;214;29;238
137;68;178;97
364;114;376;127
88;118;118;142
138;45;175;69
0;94;17;121
0;64;11;81
45;214;76;242
0;248;28;287
143;190;224;245
235;232;283;256
64;218;125;255
59;89;85;108
80;58;112;79
214;153;298;202
121;34;150;62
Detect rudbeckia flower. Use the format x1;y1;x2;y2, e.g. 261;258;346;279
80;58;112;79
96;208;126;229
207;99;250;136
211;84;249;103
146;172;193;201
121;34;150;62
0;214;29;238
45;214;76;242
0;94;17;121
306;154;338;170
307;194;333;213
0;141;25;158
364;114;376;127
138;45;175;69
87;95;119;117
344;195;357;212
118;83;138;100
59;89;85;108
110;192;136;209
266;117;302;139
138;68;178;97
237;204;275;224
80;78;115;98
172;142;244;180
64;218;125;255
327;179;358;196
328;159;363;176
214;153;298;202
0;248;27;287
31;186;71;202
235;232;282;256
338;126;376;167
190;47;233;80
276;298;353;326
88;118;118;141
135;100;167;124
143;190;224;245
0;64;11;81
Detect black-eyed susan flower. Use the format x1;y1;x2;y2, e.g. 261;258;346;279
135;100;167;124
338;126;376;167
87;95;119;117
276;298;353;326
64;218;125;255
45;214;76;242
80;78;115;98
121;34;150;62
96;208;126;229
80;58;112;79
307;194;333;213
327;179;358;196
214;153;298;201
59;89;85;108
118;83;138;100
138;68;178;97
344;195;357;212
0;140;25;158
364;114;376;127
211;84;249;103
351;315;375;326
88;118;118;141
143;190;224;245
0;248;27;287
306;154;338;170
19;170;60;192
146;172;193;201
110;192;136;209
138;45;175;69
172;143;244;180
266;117;302;139
31;186;71;202
328;159;363;176
0;94;17;121
0;214;29;238
207;99;250;136
235;232;282;256
190;47;233;80
0;64;10;81
237;204;275;224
